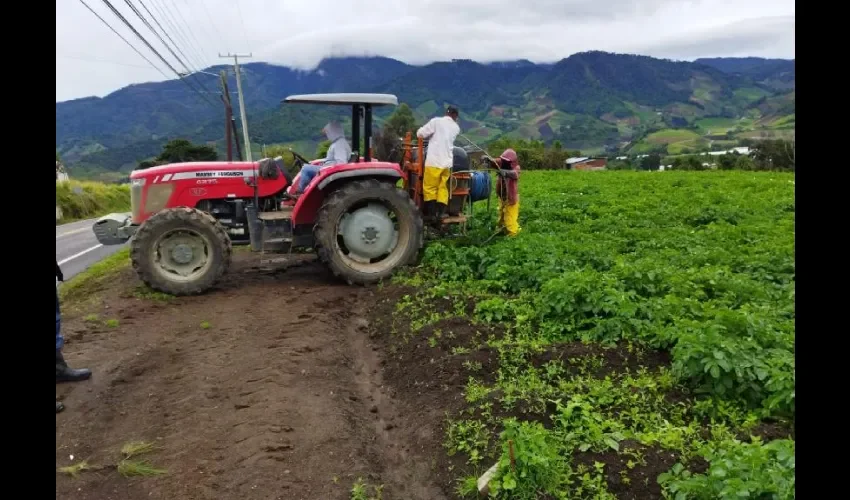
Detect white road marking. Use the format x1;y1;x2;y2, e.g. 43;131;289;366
58;244;104;265
56;227;89;239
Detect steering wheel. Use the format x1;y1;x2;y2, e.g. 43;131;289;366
288;148;310;167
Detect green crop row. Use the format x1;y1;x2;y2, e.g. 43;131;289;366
395;170;794;498
425;171;794;417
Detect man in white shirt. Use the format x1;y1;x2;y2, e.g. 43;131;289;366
416;106;460;222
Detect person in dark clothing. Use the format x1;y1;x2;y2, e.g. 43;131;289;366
56;261;91;413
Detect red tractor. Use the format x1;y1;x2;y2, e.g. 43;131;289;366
93;93;482;296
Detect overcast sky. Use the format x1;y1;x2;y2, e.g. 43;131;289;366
56;0;795;102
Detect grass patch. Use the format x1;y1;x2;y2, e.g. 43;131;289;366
59;248;130;303
105;319;120;328
57;461;91;478
133;285;174;302
645;129;700;144
117;460;167;477
117;440;166;477
121;440;156;458
350;477;384;500
630;129;707;154
694;117;750;134
57;440;165;480
56;180;130;224
200;321;211;329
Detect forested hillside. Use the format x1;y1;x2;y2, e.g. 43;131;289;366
56;52;795;178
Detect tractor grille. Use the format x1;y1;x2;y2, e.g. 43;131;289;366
130;178;144;222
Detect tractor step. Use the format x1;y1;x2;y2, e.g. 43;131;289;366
258;208;292;221
441;215;467;224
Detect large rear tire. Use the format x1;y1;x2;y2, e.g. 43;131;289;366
314;179;423;285
130;207;232;295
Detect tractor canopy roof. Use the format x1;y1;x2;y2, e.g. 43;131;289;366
282;93;398;107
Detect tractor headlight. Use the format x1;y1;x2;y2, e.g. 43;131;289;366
144;183;174;215
130;177;145;222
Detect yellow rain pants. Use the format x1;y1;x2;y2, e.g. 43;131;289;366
498;199;521;236
423;166;451;204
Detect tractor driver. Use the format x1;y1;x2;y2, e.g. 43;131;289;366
416;106;460;223
294;121;352;195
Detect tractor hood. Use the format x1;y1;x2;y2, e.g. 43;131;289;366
130;161;258;179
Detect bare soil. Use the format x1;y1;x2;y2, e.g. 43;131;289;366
56;253;447;500
56;252;793;500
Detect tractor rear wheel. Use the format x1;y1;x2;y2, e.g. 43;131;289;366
130;207;232;295
314;179;423;285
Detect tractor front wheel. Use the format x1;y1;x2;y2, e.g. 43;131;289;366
314;179;423;285
130;207;232;295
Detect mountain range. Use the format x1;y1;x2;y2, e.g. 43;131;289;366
55;52;795;179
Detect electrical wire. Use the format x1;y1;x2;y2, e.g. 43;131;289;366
136;0;204;75
76;0;169;79
233;0;252;53
150;0;208;71
197;0;226;54
122;0;213;96
169;0;211;69
96;0;216;108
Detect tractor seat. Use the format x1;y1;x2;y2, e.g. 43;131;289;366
257;158;278;180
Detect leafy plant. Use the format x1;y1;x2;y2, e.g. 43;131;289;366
658;439;795;499
488;419;569;499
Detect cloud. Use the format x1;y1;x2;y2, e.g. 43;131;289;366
56;0;795;101
637;16;795;59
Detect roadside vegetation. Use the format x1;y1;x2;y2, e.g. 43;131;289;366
59;248;130;304
56;180;130;224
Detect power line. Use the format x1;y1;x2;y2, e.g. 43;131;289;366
136;0;203;75
97;0;217;108
121;0;217;102
170;0;211;69
196;0;226;54
76;0;169;79
122;0;196;77
233;0;252;53
150;0;208;70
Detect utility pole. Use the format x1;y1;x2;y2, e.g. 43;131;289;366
219;53;253;161
219;70;233;161
218;70;243;161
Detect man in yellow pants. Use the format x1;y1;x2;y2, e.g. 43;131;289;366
416;106;460;223
492;148;521;236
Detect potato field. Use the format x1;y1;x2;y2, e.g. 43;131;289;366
381;170;795;499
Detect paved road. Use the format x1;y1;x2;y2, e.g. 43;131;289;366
56;217;128;281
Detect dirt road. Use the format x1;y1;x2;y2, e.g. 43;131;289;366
56;252;450;500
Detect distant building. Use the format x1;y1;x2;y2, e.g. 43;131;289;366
706;147;752;157
566;157;607;171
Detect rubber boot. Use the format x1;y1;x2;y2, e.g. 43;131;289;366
436;203;449;221
56;401;65;413
56;351;92;383
423;201;436;223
